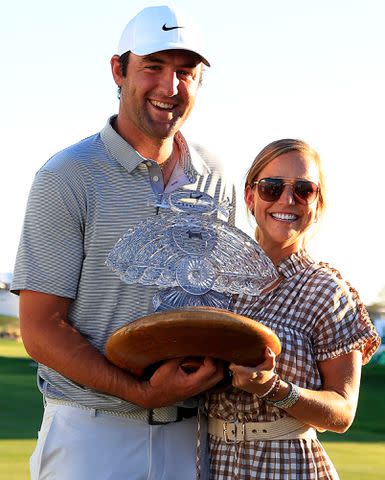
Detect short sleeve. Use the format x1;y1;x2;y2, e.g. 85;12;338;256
313;271;380;365
11;168;86;299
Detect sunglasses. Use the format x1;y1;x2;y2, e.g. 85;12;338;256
253;177;319;205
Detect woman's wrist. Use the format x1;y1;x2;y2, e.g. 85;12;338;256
255;373;281;399
266;381;301;409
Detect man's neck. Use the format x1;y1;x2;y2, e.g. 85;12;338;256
160;142;180;186
112;115;175;163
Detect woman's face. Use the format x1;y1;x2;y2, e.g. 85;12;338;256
245;151;320;261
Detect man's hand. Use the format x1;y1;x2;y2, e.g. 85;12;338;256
139;357;224;408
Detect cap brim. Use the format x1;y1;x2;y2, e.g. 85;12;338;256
130;44;210;66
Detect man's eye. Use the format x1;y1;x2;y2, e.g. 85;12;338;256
177;70;194;78
145;65;161;71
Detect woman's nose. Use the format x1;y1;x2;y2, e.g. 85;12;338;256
278;184;296;204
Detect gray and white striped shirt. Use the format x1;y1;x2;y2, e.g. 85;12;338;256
12;116;235;413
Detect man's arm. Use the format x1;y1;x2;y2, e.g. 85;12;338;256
20;290;223;408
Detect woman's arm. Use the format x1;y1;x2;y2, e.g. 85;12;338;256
230;349;362;433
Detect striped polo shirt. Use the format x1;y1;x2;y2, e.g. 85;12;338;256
12;116;235;413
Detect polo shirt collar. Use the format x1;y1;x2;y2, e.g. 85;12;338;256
100;115;211;180
100;116;144;173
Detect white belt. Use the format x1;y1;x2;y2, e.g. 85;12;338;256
208;416;317;442
45;397;195;424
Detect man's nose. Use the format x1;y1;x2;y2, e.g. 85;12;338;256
159;71;179;97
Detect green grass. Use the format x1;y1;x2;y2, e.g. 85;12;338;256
322;442;385;480
0;339;384;479
0;338;28;358
0;339;42;480
320;364;385;442
0;355;43;439
0;314;19;330
0;440;35;480
0;340;43;440
319;364;385;478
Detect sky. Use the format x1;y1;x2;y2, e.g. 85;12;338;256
1;0;385;305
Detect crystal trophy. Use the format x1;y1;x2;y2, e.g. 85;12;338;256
106;190;279;311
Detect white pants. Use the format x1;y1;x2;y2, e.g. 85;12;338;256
30;401;200;480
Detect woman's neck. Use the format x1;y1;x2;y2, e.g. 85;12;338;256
259;240;303;266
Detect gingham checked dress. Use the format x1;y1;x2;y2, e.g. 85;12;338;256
207;251;380;480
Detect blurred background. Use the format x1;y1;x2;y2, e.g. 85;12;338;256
1;0;385;308
0;2;384;478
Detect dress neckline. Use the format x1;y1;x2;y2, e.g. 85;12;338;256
276;251;315;278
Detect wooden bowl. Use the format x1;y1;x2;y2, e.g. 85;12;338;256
105;306;281;377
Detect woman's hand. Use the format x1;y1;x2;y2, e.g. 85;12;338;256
231;348;362;433
229;347;277;395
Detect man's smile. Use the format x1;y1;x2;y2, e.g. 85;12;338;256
149;99;176;111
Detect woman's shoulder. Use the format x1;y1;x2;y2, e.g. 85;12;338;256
287;254;380;364
279;252;358;300
306;259;360;304
275;252;366;323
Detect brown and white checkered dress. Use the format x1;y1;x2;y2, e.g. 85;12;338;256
206;251;380;480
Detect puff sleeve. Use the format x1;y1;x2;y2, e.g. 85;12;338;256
312;265;380;365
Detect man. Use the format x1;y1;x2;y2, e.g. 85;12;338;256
12;5;235;480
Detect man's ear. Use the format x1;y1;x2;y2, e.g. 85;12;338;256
244;185;255;214
110;55;123;86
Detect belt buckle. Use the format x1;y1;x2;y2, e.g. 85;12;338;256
176;406;198;421
223;421;231;443
148;406;197;425
223;421;245;443
148;408;176;425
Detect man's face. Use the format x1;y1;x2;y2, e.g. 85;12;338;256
116;50;203;141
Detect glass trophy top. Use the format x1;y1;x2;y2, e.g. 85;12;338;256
106;190;279;301
167;190;225;216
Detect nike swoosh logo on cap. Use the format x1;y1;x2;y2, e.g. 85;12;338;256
162;24;183;31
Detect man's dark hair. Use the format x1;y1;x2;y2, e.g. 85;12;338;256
120;51;130;77
117;52;130;98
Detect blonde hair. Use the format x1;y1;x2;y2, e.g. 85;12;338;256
245;138;327;243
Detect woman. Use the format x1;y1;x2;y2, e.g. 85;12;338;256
206;139;380;479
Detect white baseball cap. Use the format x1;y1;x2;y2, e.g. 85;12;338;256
117;5;210;66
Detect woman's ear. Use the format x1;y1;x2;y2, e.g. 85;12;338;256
244;185;255;215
